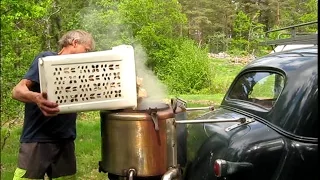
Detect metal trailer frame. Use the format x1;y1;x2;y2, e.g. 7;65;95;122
261;21;318;51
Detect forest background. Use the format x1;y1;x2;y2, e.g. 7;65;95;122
0;0;318;179
0;0;318;149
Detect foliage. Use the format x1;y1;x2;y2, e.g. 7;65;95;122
179;0;236;48
164;39;212;94
0;0;318;178
230;10;265;55
119;0;187;74
300;0;318;22
0;0;318;129
1;0;53;122
207;32;232;53
299;0;318;32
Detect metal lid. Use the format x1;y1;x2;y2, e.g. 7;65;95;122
136;98;169;111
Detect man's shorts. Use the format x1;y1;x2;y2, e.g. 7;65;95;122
13;141;76;180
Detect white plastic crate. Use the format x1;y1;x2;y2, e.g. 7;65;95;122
38;45;137;114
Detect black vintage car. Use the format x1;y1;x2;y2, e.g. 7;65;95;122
181;30;318;179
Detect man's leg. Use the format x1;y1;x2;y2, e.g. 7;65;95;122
48;141;76;180
13;143;50;180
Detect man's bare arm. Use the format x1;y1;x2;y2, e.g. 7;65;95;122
12;79;60;116
12;79;41;103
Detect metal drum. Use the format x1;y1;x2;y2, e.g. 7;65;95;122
99;100;174;177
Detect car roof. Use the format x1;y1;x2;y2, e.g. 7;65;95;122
270;44;316;53
244;45;318;74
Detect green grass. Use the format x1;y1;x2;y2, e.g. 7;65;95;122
170;94;224;119
1;58;242;180
73;112;105;180
0;111;107;180
173;94;225;105
0;96;223;180
1;126;21;180
209;58;244;93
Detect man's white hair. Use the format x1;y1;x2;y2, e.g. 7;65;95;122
58;30;95;51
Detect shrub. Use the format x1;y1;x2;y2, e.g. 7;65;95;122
164;39;211;94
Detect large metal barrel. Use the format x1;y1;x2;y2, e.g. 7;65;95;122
99;100;174;177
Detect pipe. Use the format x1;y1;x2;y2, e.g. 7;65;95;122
162;168;180;180
185;106;214;111
175;117;246;124
128;169;136;180
166;118;177;168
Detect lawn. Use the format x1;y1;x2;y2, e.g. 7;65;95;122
1;58;244;180
0;95;223;180
0;111;107;180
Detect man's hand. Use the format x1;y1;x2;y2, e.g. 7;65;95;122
35;92;60;116
12;79;60;116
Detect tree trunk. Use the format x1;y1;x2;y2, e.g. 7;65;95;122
276;1;280;26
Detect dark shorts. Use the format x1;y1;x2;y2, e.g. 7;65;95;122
13;141;76;179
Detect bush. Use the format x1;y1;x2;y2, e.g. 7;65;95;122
138;35;179;79
164;39;211;94
227;48;248;56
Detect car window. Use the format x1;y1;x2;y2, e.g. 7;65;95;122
227;71;284;109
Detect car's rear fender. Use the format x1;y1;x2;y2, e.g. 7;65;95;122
185;110;286;180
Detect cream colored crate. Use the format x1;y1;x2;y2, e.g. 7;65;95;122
38;45;137;114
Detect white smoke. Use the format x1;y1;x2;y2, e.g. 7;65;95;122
134;44;168;101
79;5;168;102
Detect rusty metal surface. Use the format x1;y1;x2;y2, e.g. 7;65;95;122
100;108;174;177
166;118;177;168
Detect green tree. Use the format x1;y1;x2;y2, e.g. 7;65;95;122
299;0;318;32
230;10;265;54
300;0;318;22
118;0;187;76
1;0;53;122
179;0;235;49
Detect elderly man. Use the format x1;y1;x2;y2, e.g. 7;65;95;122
12;29;95;180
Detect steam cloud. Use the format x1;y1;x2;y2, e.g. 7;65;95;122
79;5;168;102
134;44;168;102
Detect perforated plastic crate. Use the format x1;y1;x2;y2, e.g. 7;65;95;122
38;45;137;114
